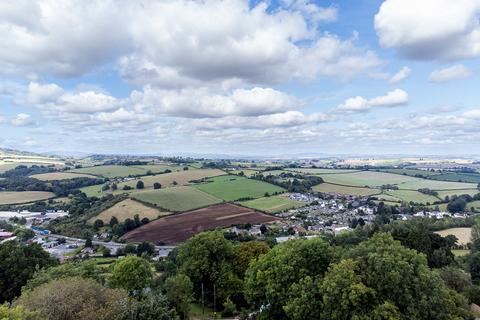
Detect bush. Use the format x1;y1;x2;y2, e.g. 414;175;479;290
15;277;131;320
222;297;236;317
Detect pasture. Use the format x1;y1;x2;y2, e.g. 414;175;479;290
435;228;471;246
312;183;381;197
384;190;439;204
79;169;225;197
121;203;280;244
468;201;480;211
239;195;305;213
397;179;476;190
0;191;55;205
430;172;480;184
88;199;167;224
377;168;440;177
194;175;284;201
287;168;359;175
116;168;225;189
437;189;480;200
321;171;416;188
318;170;477;191
0;162;61;174
131;186;222;212
229;169;259;176
69;164;190;178
30;172;97;181
70;165;149;178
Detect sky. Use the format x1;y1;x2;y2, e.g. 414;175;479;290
1;0;480;156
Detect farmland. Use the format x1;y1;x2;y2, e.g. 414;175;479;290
316;170;477;190
383;190;439;204
115;169;225;190
69;164;190;178
429;172;480;184
79;168;225;197
121;203;280;244
377;168;441;177
88;199;167;224
321;171;417;188
312;183;381;196
435;228;472;246
194;175;284;201
131;186;222;212
0;191;55;205
30;172;97;181
436;189;480;200
239;195;305;213
397;179;476;190
287;168;360;175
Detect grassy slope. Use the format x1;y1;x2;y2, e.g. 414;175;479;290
0;191;56;205
131;186;222;212
312;183;381;196
384;190;439;204
194;175;284;201
30;172;97;181
79;169;225;197
239;195;305;213
87;199;168;224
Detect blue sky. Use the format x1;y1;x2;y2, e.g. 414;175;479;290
1;0;480;156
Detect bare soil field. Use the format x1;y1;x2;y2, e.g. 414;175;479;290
121;203;280;244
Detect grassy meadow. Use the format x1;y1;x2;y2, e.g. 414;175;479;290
239;195;305;213
312;183;381;196
30;172;98;181
131;186;222;212
0;191;56;205
88;199;167;224
194;175;284;201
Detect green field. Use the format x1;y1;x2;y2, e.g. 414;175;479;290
430;172;480;183
69;164;189;178
229;169;259;176
0;162;60;174
397;179;476;190
0;191;56;205
319;170;477;191
468;201;480;211
239;195;305;213
374;193;401;202
194;175;284;201
321;171;416;187
287;168;359;175
436;189;480;200
79;169;225;197
377;168;441;177
131;186;222;212
30;172;97;181
312;183;380;196
384;190;440;204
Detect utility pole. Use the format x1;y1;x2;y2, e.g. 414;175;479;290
213;284;216;319
201;282;205;319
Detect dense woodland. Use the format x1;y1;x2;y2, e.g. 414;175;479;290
3;218;480;319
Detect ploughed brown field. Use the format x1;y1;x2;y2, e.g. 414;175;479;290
121;203;280;245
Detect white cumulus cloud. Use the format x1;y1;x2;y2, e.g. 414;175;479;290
337;89;408;112
428;65;472;83
375;0;480;60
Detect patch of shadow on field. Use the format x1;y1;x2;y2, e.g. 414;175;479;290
120;203;280;245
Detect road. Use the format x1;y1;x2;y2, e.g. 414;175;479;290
34;231;176;256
